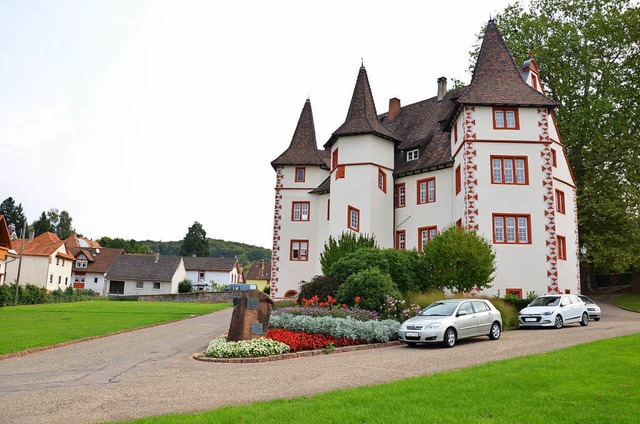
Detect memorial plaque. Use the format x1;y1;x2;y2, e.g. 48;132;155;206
247;298;259;310
250;322;264;335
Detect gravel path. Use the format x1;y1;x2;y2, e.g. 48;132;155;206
0;296;638;423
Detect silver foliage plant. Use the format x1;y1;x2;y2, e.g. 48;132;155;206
270;313;400;342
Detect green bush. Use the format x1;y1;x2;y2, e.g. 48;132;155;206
501;295;533;312
21;284;48;304
489;298;519;329
297;275;342;304
337;268;401;311
0;284;97;307
178;279;192;293
0;284;15;306
320;232;377;275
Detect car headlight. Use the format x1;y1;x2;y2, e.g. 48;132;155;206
542;311;555;316
425;322;441;330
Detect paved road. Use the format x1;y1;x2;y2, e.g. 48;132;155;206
0;296;638;423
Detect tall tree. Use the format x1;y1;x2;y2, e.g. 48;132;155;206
0;197;27;232
56;210;74;239
180;221;209;257
32;211;54;236
487;0;640;272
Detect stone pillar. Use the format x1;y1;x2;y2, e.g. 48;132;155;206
227;290;273;342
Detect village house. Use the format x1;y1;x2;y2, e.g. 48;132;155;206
68;247;124;295
182;257;244;287
270;20;578;300
0;215;18;285
4;232;75;290
245;261;271;291
104;254;186;295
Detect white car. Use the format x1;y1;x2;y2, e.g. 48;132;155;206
399;299;502;348
519;294;589;329
578;295;602;321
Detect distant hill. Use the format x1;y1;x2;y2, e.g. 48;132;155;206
97;236;271;268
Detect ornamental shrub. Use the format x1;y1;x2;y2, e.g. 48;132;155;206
337;268;401;311
270;313;400;342
273;305;379;321
178;279;192;293
204;335;290;358
320;232;377;275
297;275;342;304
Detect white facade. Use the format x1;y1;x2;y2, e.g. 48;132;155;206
108;261;187;296
186;269;238;285
5;246;74;291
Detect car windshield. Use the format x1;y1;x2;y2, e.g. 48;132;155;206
529;296;560;307
579;296;594;304
419;302;458;316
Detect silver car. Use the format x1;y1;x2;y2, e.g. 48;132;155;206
398;299;503;348
578;295;602;321
519;294;589;328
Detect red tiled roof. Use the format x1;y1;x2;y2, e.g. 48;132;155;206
13;232;74;259
0;215;13;250
271;99;329;170
458;20;555;107
64;234;101;249
68;247;124;273
325;66;402;148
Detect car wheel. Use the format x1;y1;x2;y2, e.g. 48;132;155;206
443;328;456;348
594;317;601;321
489;322;501;340
554;315;563;329
580;312;589;326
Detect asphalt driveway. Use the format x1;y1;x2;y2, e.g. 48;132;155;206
0;296;638;423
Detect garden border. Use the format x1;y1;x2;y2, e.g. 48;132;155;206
193;341;403;363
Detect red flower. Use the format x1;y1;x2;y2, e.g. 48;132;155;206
355;296;361;304
319;302;328;307
341;304;347;308
267;329;367;352
327;295;336;305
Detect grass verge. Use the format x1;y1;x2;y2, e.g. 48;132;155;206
0;300;231;355
612;293;640;312
123;334;640;423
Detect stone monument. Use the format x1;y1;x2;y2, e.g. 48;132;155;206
227;290;273;342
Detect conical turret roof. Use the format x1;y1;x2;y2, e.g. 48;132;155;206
458;20;555;107
271;99;328;170
325;66;401;148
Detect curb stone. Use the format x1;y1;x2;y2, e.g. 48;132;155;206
193;341;402;363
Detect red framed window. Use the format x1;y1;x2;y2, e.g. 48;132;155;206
378;168;387;193
493;214;531;244
455;165;461;194
395;230;406;250
551;149;557;167
453;123;458;143
492;107;520;130
556;189;566;214
557;235;567;260
290;240;309;261
417;177;436;204
491;156;528;184
347;205;360;232
332;148;339;170
418;226;438;251
456;218;463;230
394;183;406;208
336;165;345;180
291;201;310;221
506;288;523;299
294;167;306;182
326;199;330;220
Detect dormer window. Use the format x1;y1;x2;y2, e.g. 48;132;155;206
407;149;419;161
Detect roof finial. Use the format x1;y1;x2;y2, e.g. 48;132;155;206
528;50;535;59
360;57;364;69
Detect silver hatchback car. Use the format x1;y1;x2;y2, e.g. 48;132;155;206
398;299;503;348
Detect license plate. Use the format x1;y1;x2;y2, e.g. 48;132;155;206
524;318;537;322
405;332;419;338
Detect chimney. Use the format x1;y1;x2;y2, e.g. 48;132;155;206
437;77;447;102
154;252;159;263
29;230;35;242
387;97;401;121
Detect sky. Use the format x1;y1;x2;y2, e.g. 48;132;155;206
0;0;520;249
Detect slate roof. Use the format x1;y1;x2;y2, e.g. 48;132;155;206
458;20;555;107
182;257;237;272
68;247;124;273
271;99;328;170
245;261;271;281
325;66;402;148
106;255;183;282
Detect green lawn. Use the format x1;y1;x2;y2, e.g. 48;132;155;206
0;300;231;355
124;334;640;424
613;293;640;312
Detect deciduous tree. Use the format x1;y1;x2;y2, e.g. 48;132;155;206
180;221;209;257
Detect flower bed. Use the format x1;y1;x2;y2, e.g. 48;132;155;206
267;328;366;351
273;306;379;321
205;335;290;358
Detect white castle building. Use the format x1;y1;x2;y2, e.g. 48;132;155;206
270;20;579;300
